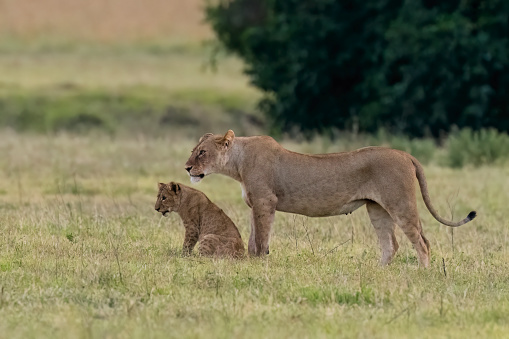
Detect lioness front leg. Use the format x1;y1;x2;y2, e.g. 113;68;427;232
182;225;199;256
248;213;257;256
250;196;277;256
248;211;270;256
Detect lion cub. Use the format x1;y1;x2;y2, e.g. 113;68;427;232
155;181;244;258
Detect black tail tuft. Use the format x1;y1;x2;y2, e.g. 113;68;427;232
467;211;477;221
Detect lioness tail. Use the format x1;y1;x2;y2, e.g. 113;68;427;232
411;157;477;227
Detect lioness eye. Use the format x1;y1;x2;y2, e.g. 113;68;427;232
199;150;206;156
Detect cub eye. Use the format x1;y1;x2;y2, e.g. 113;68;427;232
162;196;166;201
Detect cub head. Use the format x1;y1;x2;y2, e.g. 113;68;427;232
184;130;235;183
155;182;181;216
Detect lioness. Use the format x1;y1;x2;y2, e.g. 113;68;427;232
155;181;245;258
184;130;477;267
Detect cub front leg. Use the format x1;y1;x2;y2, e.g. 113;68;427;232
249;196;277;256
182;224;199;256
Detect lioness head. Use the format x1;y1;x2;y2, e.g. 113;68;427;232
155;182;181;216
184;130;235;183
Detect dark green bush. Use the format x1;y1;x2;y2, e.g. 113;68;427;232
447;128;509;167
205;0;509;137
371;129;437;164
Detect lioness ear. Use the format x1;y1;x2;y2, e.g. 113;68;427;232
170;182;181;194
221;129;235;149
199;133;214;143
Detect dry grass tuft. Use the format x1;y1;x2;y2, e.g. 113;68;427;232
0;0;211;42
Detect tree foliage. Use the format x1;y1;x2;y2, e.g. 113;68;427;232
205;0;509;137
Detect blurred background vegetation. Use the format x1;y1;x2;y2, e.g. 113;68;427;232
0;0;263;138
206;0;509;138
0;0;508;166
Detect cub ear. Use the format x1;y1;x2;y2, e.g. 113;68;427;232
158;182;165;189
220;129;235;149
170;182;181;194
199;133;214;143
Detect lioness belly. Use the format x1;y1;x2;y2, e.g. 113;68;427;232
277;198;367;217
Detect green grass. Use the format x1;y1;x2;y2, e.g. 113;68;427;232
0;36;508;338
0;86;263;136
0;41;263;136
0;40;252;93
0;131;508;338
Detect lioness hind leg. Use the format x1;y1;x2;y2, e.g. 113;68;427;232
420;228;431;257
392;213;430;268
366;201;399;266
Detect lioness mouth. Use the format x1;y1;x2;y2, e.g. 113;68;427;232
191;174;205;179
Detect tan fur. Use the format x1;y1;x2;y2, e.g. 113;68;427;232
155;181;245;258
184;130;477;267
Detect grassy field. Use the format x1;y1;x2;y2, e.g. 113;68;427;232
0;0;262;137
0;44;262;138
0;131;508;338
1;1;508;337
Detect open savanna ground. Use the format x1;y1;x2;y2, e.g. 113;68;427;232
0;0;211;42
0;0;262;137
0;43;262;137
0;131;508;338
